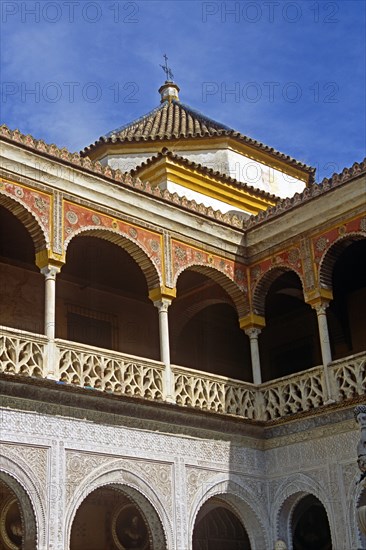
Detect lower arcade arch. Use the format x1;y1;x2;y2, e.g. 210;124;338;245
0;472;38;550
67;477;169;550
190;479;268;550
192;497;251;550
277;490;333;550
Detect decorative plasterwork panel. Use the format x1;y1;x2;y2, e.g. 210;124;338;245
65;451;173;516
63;200;163;281
313;215;366;267
1;443;48;485
0;177;51;248
250;244;303;294
171;239;247;292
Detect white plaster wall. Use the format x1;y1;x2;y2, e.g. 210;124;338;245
163;180;251;214
0;407;358;550
177;149;306;198
102;152;152;172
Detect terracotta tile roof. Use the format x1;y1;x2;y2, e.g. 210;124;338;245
131;148;280;203
82;100;315;175
244;158;366;229
1;125;363;231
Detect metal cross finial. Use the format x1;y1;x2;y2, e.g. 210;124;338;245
160;54;174;81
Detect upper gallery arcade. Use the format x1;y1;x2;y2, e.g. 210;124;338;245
0;76;365;419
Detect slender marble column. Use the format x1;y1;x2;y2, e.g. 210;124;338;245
245;327;262;384
314;301;335;402
314;301;332;366
41;265;59;340
154;298;174;403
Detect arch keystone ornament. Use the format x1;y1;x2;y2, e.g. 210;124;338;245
355;405;366;535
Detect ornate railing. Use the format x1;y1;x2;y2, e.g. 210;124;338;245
57;339;164;401
173;365;257;419
0;326;365;420
330;352;366;400
0;326;47;377
260;366;325;421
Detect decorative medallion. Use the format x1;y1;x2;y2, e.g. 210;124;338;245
14;187;24;198
129;227;138;239
150;239;159;252
66;210;78;225
360;217;366;232
91;214;101;225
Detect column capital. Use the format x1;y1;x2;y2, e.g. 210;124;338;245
245;327;262;338
149;286;176;304
36;248;65;271
239;313;265;331
40;265;61;279
153;299;171;313
313;301;330;315
305;287;333;308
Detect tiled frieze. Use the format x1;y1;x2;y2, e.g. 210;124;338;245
171;239;247;292
313;214;366;268
63;200;164;282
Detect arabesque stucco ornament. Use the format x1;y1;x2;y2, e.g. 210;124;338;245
355;405;366;534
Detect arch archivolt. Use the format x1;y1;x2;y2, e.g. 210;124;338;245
189;474;269;550
0;455;47;549
252;264;305;317
317;231;366;289
0;185;50;252
64;226;162;291
65;458;172;550
272;472;336;548
174;263;248;318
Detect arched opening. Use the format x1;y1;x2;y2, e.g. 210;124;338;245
0;474;37;550
292;494;332;550
170;270;252;381
57;235;159;359
0;204;44;333
70;486;156;550
192;497;251;550
326;239;366;360
258;270;321;381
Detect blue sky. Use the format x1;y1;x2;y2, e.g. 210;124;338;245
1;0;365;180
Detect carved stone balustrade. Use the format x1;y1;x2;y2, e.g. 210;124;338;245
260;366;326;420
0;326;47;378
0;326;365;421
330;352;366;400
173;365;257;419
57;339;164;401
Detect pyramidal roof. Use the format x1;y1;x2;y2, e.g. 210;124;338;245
104;100;232;142
82;81;314;175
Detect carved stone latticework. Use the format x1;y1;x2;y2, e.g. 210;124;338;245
58;343;164;401
0;329;47;378
261;367;325;420
332;354;366;399
173;368;256;418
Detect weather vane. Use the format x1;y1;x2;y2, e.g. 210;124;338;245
160;54;174;81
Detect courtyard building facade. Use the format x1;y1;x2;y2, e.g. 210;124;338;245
0;80;365;549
